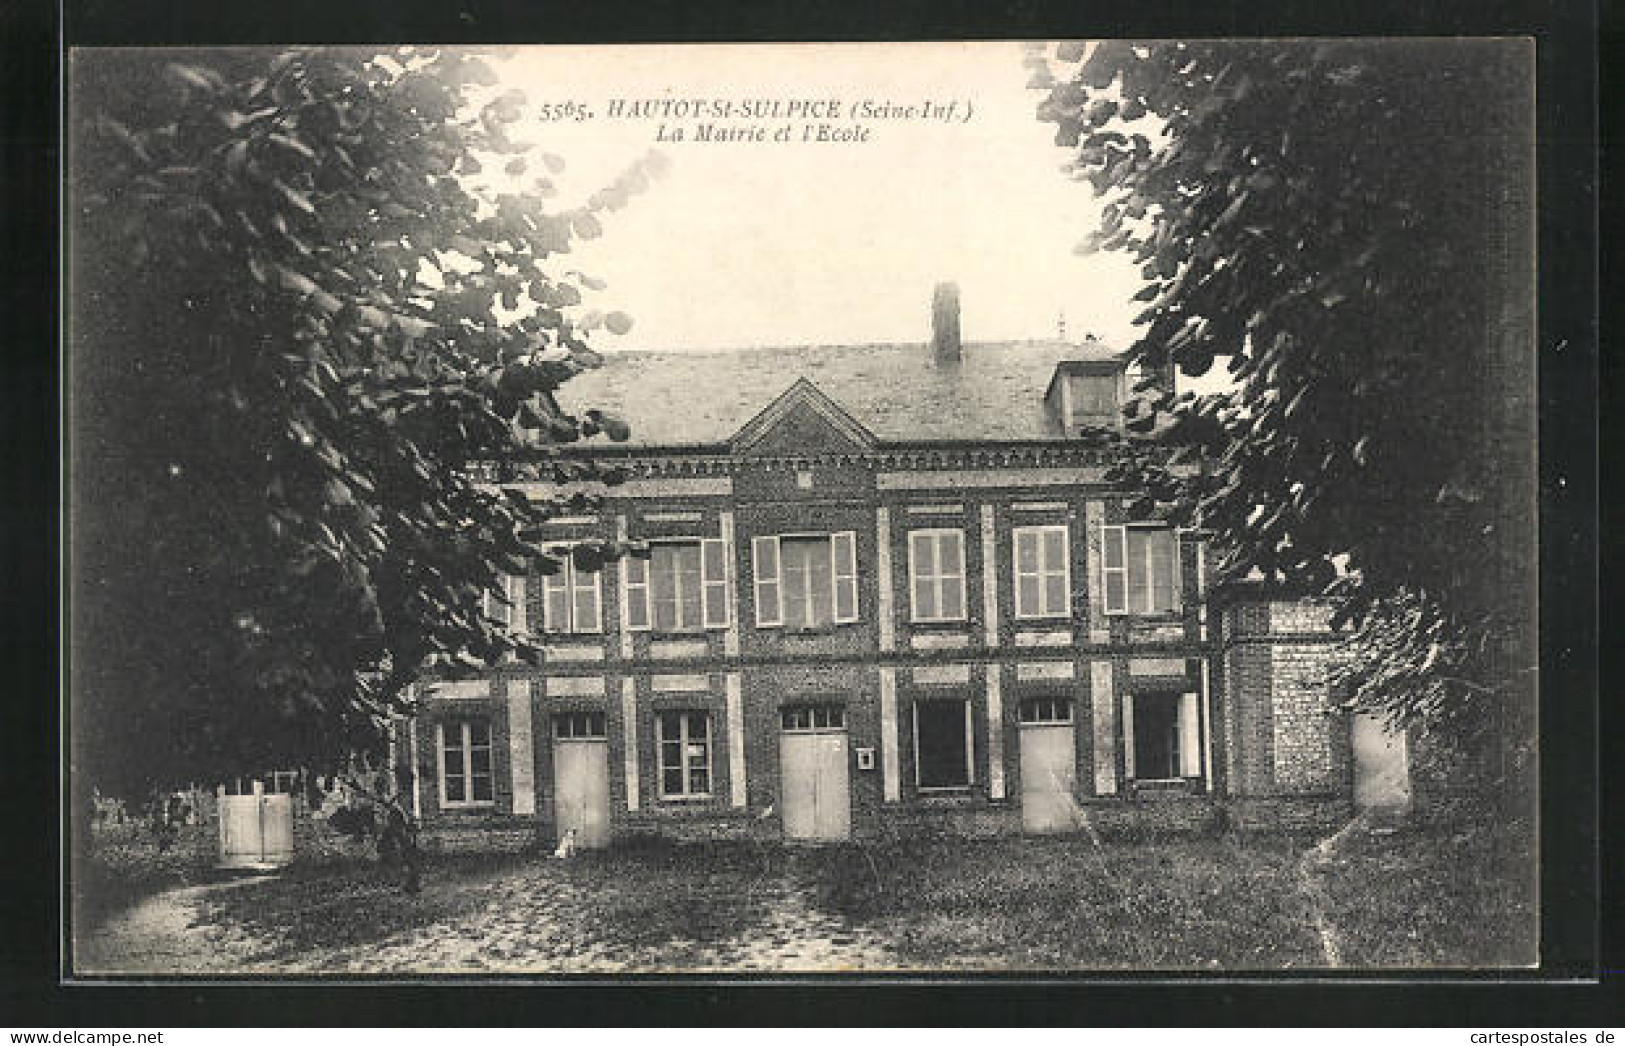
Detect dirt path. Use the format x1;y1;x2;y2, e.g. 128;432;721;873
1297;817;1367;967
74;876;276;976
229;863;900;974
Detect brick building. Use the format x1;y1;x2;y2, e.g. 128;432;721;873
396;291;1374;851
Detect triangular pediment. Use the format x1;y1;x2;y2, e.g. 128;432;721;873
729;378;877;455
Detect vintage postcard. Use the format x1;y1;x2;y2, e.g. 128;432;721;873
67;40;1539;977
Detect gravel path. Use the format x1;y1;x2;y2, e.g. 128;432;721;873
79;861;903;975
74;876;276;976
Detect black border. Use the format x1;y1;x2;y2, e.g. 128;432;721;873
7;0;1603;1027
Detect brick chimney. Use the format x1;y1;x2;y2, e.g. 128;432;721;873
931;282;961;365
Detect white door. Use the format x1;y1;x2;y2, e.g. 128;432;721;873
552;711;611;849
1352;711;1411;819
1019;697;1078;833
779;705;851;841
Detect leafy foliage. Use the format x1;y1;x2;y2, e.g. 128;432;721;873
1035;41;1534;747
71;48;664;797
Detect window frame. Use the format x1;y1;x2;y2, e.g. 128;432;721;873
1102;524;1182;617
1012;524;1072;620
1017;696;1074;725
780;703;847;733
911;696;976;793
655;709;714;800
1125;691;1201;782
437;718;496;809
624;536;730;633
907;528;968;623
538;547;603;635
752;531;860;629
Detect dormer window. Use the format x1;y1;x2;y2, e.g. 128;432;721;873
1045;357;1125;437
1068;372;1119;427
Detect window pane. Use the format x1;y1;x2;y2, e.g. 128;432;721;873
782;542;809;629
1127;530;1150;614
806;540;833;626
913;574;937;619
676;544;702;628
662;767;685;795
1044;574;1067;616
688;767;710;793
444;774;465;803
912;532;937;578
1150;531;1177;612
546;576;572;632
1016;530;1039;573
1018;574;1040;616
916;700;970;788
688;713;708;741
1043;528;1065;567
938;533;963;576
471;773;493;802
651;545;680;630
572;578;597;632
941;579;964;620
469;747;491;775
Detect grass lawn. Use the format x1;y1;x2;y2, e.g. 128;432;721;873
1312;810;1537;968
799;833;1326;969
73;821;220;935
195;830;1332;970
97;811;1538;971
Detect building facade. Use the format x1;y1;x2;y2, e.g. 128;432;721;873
397;301;1364;850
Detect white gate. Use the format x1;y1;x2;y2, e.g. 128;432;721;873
216;782;294;869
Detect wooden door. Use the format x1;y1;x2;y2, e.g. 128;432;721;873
552;711;611;849
779;705;851;841
1019;697;1078;834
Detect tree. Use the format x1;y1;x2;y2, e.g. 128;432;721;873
1033;41;1535;776
70;47;661;806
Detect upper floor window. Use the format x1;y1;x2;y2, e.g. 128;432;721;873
539;550;602;634
908;529;967;622
752;532;858;629
1068;372;1119;424
624;538;729;632
438;718;494;807
1012;524;1071;619
1103;525;1180;615
482;574;526;632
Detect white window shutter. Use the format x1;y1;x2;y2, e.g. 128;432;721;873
623;553;650;631
752;536;782;626
701;538;729;628
1103;525;1128;614
1179;692;1201;777
832;531;858;623
1121;695;1136;780
506;574;527;634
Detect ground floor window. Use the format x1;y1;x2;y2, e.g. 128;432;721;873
656;710;713;799
1129;692;1201;781
914;697;973;790
439;719;494;806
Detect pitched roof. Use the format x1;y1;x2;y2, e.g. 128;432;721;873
556;338;1125;447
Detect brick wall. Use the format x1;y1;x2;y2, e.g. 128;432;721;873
1216;594;1350;806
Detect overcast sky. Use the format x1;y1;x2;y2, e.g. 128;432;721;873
489;43;1147;353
